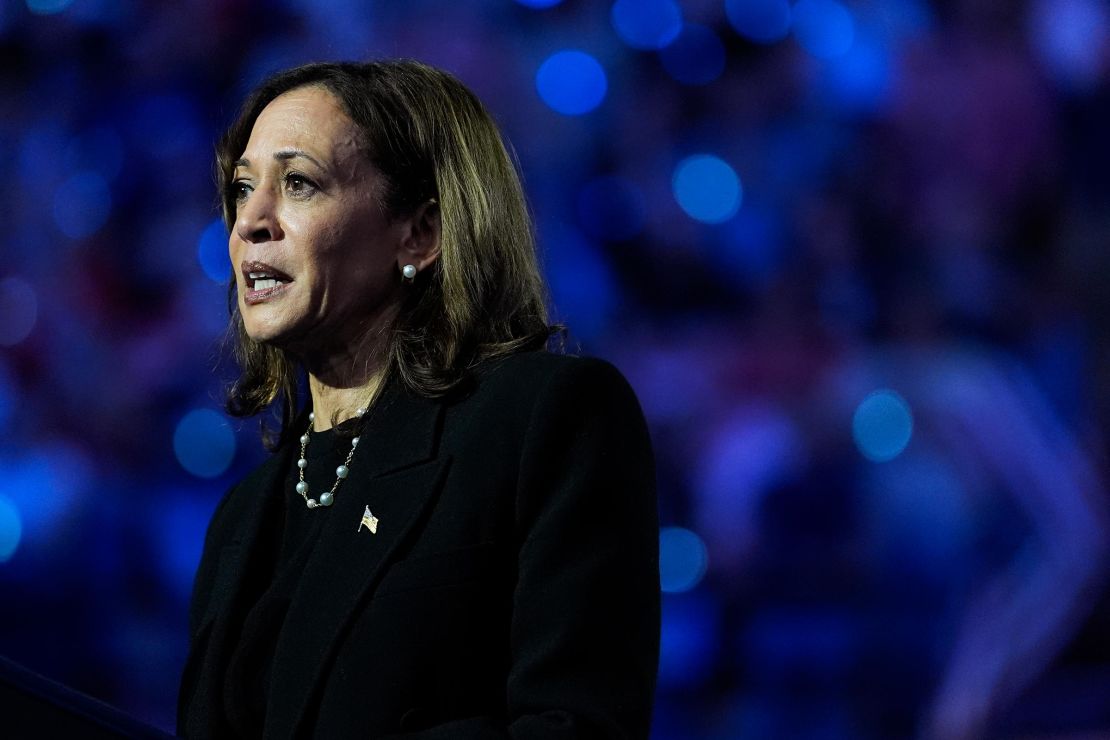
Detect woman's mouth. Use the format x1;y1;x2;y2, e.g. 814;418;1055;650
242;261;293;305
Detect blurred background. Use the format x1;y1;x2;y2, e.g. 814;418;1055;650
1;0;1109;736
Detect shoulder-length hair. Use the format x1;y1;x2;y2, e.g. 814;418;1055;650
216;60;560;446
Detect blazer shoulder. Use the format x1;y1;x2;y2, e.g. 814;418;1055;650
466;350;639;411
204;445;288;541
475;349;631;391
450;351;647;446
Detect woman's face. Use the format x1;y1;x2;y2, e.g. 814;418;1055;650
229;86;405;354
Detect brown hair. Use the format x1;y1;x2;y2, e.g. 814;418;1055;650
217;60;560;446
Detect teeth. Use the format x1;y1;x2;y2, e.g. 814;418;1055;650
253;279;280;291
248;272;269;279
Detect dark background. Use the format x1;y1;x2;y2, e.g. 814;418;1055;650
1;0;1109;737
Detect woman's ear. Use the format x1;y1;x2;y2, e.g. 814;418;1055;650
398;198;441;272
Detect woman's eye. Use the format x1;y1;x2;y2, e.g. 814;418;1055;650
284;173;317;196
230;180;251;202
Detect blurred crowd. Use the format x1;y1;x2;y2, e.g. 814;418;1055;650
1;0;1109;736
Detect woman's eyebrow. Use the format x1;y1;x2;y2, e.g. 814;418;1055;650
233;150;327;170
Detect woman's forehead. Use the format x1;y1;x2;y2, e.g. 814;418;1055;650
242;87;364;169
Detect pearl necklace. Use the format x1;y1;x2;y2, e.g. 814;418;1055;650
296;408;365;509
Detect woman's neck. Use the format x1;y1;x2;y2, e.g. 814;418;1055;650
307;371;385;432
301;321;391;432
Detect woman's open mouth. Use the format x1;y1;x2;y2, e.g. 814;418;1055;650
242;261;293;305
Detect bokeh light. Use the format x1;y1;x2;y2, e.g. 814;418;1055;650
659;526;709;593
672;155;742;224
4;1;1108;733
817;34;893;113
725;0;793;44
877;0;935;38
154;489;224;599
26;0;73;14
536;50;608;116
173;409;237;479
0;277;38;347
659;23;726;86
197;218;232;283
0;495;21;563
610;0;682;51
864;452;972;572
1028;0;1109;91
659;592;720;689
853;389;914;462
1;441;90;545
792;0;856;59
53;172;112;239
577;175;646;241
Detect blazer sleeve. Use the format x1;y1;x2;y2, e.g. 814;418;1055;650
383;357;661;740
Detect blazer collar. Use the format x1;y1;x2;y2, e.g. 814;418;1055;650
264;373;451;737
353;370;444;477
184;373;449;735
231;370;447;583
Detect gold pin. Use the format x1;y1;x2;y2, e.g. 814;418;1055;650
358;505;379;534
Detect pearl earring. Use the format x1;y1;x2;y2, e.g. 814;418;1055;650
402;264;417;282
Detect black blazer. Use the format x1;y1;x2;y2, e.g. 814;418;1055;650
178;351;661;739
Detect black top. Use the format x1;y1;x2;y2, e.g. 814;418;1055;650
179;351;660;739
222;424;361;736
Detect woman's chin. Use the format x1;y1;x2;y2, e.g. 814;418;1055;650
242;320;297;348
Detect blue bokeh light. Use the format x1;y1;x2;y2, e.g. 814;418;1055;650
659;23;726;86
536;50;608;116
155;488;224;599
577;175;646;242
853;389;914;462
54;172;112;239
817;34;893;113
1;442;89;545
0;495;21;563
0;276;39;347
197;218;232;283
725;0;793;44
659;592;720;689
174;409;237;479
673;155;742;224
659;526;709;593
611;0;682;51
1029;0;1109;91
26;0;73;14
793;0;856;59
878;0;935;38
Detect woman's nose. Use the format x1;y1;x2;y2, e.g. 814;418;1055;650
235;186;283;244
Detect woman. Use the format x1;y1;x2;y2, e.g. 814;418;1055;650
177;60;660;739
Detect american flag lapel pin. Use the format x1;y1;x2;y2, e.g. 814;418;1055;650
359;505;379;534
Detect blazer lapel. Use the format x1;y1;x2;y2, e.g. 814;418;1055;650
266;379;450;738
